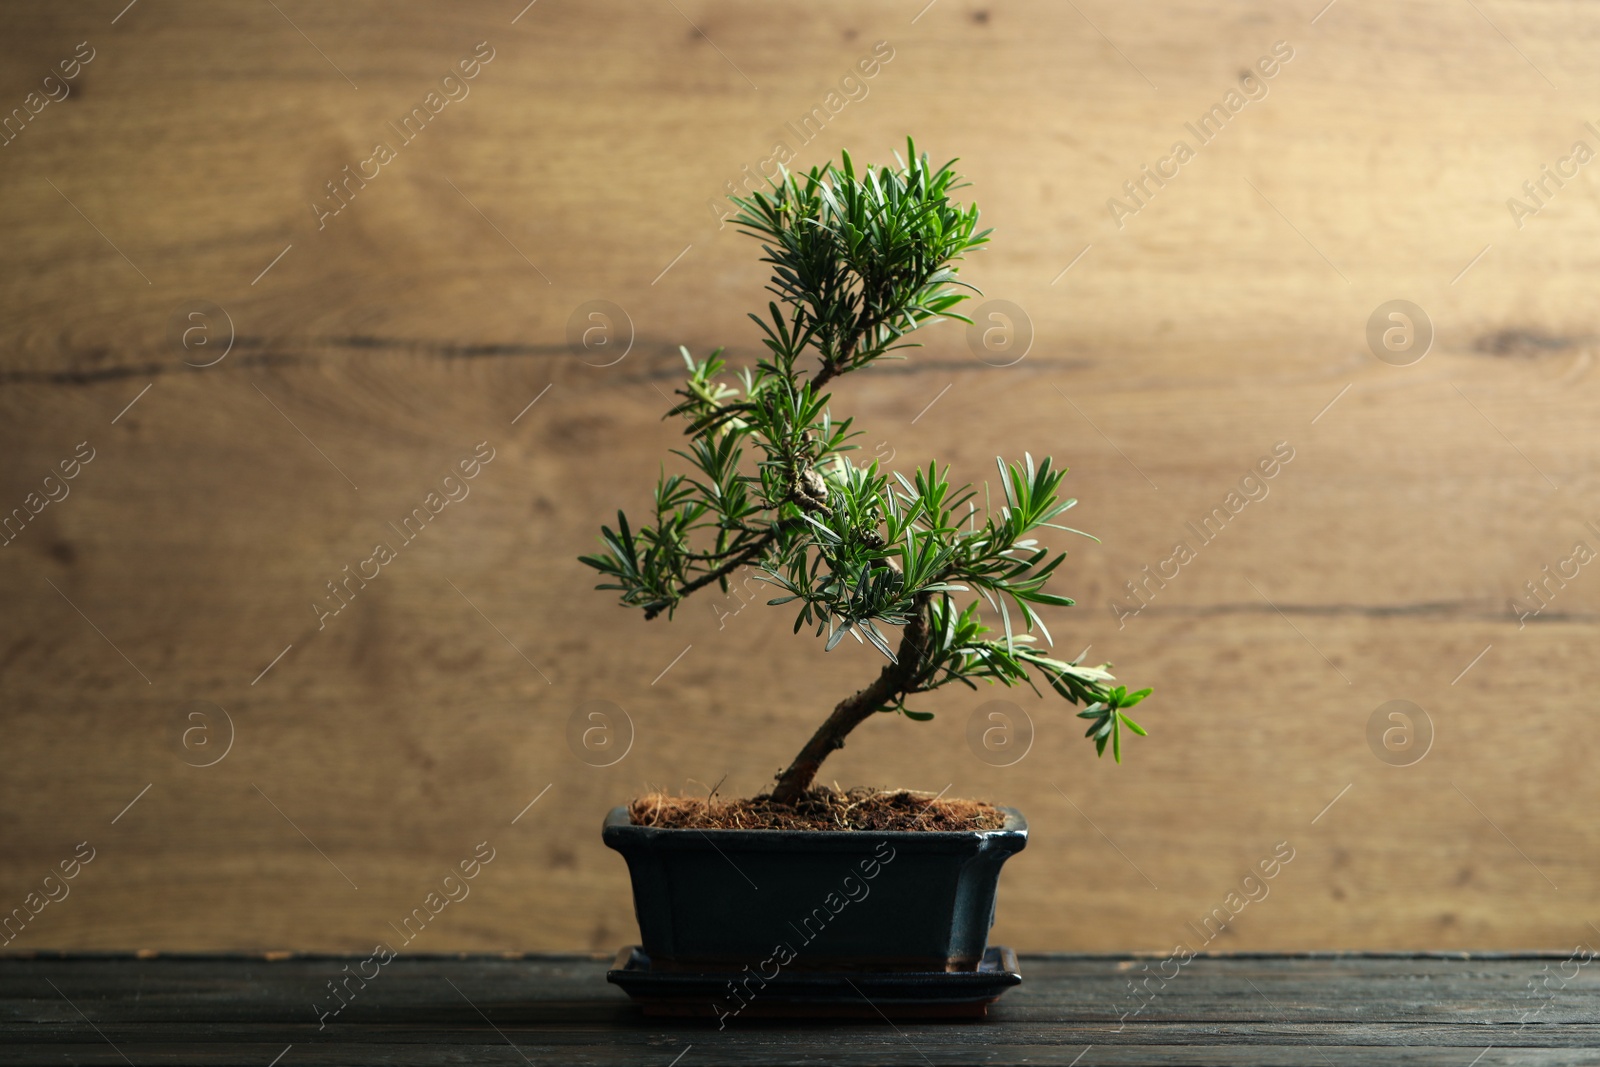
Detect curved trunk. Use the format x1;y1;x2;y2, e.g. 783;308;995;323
769;604;929;804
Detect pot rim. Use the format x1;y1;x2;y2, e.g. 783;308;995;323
602;804;1028;850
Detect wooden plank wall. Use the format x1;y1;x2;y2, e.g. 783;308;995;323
2;0;1597;954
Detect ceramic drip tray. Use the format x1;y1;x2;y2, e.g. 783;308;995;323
607;944;1022;1019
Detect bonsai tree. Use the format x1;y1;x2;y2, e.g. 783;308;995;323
581;141;1149;806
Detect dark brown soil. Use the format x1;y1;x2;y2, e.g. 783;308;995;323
627;786;1007;832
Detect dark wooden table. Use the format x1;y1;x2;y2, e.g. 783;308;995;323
2;953;1596;1065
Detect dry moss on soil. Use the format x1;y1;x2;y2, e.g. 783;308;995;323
628;787;1007;832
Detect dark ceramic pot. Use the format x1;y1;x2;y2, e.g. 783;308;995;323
601;804;1027;972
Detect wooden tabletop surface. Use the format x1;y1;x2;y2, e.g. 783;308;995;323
2;952;1596;1065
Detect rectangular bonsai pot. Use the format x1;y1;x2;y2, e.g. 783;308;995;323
601;804;1027;972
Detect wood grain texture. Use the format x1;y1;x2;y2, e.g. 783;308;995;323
3;954;1600;1064
1;0;1599;954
